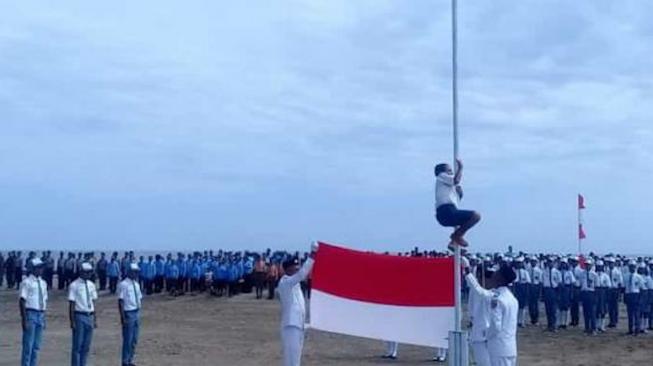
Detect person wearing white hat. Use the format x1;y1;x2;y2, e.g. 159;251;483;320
595;260;611;332
541;257;561;332
606;257;623;328
119;263;143;366
527;257;542;326
636;264;650;333
512;257;530;328
69;262;99;366
19;258;48;366
558;258;575;329
579;258;598;335
623;260;645;335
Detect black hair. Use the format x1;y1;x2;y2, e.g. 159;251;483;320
497;264;516;286
434;163;448;176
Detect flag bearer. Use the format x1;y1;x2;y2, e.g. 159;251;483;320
278;243;317;366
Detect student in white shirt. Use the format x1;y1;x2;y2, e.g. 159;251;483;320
434;159;481;249
20;258;48;366
118;263;143;366
278;243;318;366
464;262;495;366
69;263;98;366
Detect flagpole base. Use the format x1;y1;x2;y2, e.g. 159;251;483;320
448;330;469;366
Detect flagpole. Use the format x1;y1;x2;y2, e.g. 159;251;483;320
449;0;468;365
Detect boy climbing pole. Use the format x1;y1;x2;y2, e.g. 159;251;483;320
434;158;481;249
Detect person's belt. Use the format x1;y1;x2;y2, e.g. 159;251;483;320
124;309;140;313
75;311;95;316
26;308;45;313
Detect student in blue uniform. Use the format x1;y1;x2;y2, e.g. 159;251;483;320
542;257;561;332
107;257;121;295
624;260;644;335
154;255;165;293
580;259;598;335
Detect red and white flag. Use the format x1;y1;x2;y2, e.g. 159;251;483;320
578;194;586;210
310;242;455;348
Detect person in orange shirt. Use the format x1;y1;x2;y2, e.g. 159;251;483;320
267;261;280;300
254;255;268;300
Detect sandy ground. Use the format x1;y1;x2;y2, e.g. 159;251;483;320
1;287;652;366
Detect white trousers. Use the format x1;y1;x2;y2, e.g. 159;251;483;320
281;326;305;366
471;342;491;366
490;356;517;366
384;341;398;357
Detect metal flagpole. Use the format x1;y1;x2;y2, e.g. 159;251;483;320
449;0;468;365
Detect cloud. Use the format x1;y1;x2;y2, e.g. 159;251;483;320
0;1;651;252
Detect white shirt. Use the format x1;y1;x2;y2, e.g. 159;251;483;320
529;267;542;285
597;272;611;288
68;278;98;312
573;266;584;287
20;275;48;311
278;258;314;329
514;268;530;284
487;286;518;358
118;278;143;312
580;270;598;291
465;273;493;342
542;267;561;288
610;267;623;288
624;272;645;294
435;173;458;208
562;270;575;286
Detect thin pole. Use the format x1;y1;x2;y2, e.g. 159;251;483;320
577;199;581;254
451;0;462;334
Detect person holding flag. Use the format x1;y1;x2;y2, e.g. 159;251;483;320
278;242;318;366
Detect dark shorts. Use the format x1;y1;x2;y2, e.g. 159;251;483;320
436;204;474;227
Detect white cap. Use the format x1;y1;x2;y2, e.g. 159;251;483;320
639;263;647;269
648;260;653;265
585;259;594;265
596;260;604;266
31;258;43;267
515;257;524;263
130;263;140;271
629;260;637;266
560;258;568;264
605;257;615;263
505;257;513;263
81;262;93;271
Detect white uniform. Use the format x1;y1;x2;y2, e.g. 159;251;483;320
278;259;314;366
488;287;518;366
68;278;98;312
118;278;143;311
465;273;492;366
20;275;49;311
435;172;459;208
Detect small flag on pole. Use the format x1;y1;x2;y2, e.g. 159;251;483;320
578;194;586;209
579;224;586;240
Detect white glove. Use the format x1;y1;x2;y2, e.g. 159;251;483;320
311;241;319;252
461;256;470;269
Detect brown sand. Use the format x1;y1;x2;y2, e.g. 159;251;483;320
0;288;651;366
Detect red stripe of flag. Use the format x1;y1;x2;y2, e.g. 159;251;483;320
313;242;455;307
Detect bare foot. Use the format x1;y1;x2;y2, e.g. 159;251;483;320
450;234;469;247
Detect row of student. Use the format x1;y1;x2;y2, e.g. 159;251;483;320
466;253;653;336
18;258;143;366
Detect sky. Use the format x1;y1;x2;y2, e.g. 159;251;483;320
0;1;652;254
